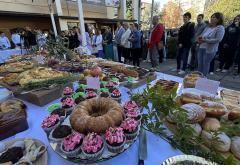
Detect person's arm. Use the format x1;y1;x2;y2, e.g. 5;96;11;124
6;37;11;48
203;26;225;44
95;35;103;46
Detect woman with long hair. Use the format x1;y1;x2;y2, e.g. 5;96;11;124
216;15;240;73
197;12;225;75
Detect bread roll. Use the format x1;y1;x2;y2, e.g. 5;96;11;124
201;131;231;152
190;123;202;136
181;103;206;123
231;136;240;159
228;108;240;121
202;118;220;131
181;93;202;104
200;101;228;118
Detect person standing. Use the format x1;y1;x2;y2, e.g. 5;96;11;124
197;12;225;76
24;26;37;49
0;32;11;49
121;23;132;63
216;15;240;73
189;14;207;70
103;27;114;60
175;12;195;75
115;22;125;62
129;23;141;66
148;15;164;70
73;27;80;48
94;28;104;58
11;30;21;47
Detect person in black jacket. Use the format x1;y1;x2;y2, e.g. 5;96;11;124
216;15;240;73
174;12;195;75
24;26;37;49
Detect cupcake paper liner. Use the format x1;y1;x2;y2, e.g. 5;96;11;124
106;137;126;153
42;121;60;135
125;126;140;141
49;127;65;143
111;96;121;103
60;142;82;157
82;145;104;160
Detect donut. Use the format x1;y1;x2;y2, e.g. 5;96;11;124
70;97;125;134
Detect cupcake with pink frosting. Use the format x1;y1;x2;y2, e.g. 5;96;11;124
126;110;142;123
123;101;139;113
61;97;75;115
41;114;60;134
61;132;83;157
105;127;126;153
81;133;104;160
62;87;74;97
120;118;139;140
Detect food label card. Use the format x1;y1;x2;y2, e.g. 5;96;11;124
86;77;100;89
195;78;220;94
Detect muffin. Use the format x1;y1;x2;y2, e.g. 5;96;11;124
105;127;126;153
61;132;83;157
86;91;97;99
121;118;139;140
62;87;74;97
41;114;60;134
82;133;104;160
61;97;75;115
99;88;109;98
49;125;72;142
100;81;107;88
123;101;139;113
75;84;87;93
51;108;66;122
72;92;86;104
126;110;142;123
111;89;121;102
106;81;117;92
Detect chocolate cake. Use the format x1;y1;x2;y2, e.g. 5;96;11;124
52;125;72;139
0;147;23;164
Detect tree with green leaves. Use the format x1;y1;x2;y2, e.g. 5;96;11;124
204;0;240;24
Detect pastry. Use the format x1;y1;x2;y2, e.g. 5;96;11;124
231;136;240;159
183;71;204;88
70;97;124;134
201;131;231;152
41;114;60;133
0;99;28;140
126;110;141;122
105;127;126;153
120;118;139;140
179;103;206;124
86;91;97;99
99;88;109;98
202;118;220;131
81;133;104;160
61;132;83;157
51;108;66;122
73;92;86;105
190;123;202;136
228;108;240;121
154;79;179;91
180;91;202;104
111;89;121;102
0;147;23;164
50;125;72;142
1;73;19;86
61;97;75;114
62;87;73;97
200;101;228;117
123;101;139;113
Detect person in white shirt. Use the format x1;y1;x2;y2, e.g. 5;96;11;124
94;29;104;58
0;32;11;49
11;31;21;46
120;23;132;63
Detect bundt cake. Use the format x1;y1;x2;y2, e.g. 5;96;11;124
70;97;125;134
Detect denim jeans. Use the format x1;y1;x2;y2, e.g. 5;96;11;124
177;47;190;71
197;48;216;76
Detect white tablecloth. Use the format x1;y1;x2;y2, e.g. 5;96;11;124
2;72;184;165
0;48;26;63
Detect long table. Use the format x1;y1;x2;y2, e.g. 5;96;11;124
2;72;183;165
0;48;26;63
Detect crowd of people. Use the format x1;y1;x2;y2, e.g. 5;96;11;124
1;12;240;76
172;12;240;76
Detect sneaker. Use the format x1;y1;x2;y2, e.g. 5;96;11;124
209;72;214;75
221;69;228;73
216;68;221;72
178;70;186;75
171;68;180;72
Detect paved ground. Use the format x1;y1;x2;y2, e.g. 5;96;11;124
139;59;240;91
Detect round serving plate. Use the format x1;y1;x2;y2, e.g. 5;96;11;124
161;155;217;165
48;118;140;164
2;138;48;165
